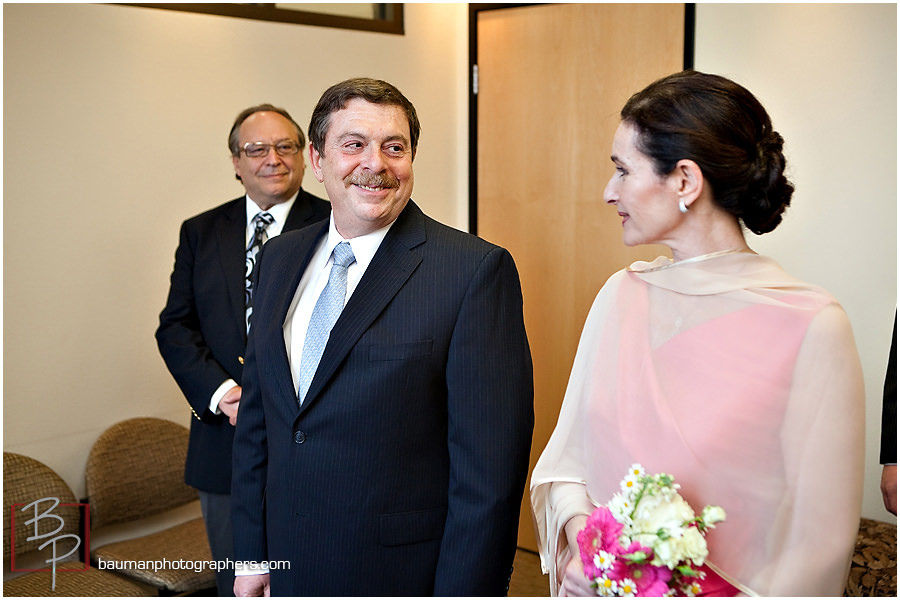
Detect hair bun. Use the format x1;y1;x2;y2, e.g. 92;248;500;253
743;130;793;235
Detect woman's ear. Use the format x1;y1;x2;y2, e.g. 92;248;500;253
673;159;704;210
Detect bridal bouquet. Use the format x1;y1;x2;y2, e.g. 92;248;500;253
577;464;726;597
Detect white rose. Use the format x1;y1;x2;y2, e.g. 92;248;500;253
652;537;677;568
701;505;726;527
632;493;695;537
648;527;708;568
676;527;709;564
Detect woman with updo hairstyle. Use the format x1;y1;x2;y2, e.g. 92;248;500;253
531;71;864;596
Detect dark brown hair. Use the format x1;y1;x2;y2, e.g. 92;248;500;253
309;78;420;160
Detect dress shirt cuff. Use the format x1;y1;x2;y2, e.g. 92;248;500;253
235;563;270;576
209;379;238;414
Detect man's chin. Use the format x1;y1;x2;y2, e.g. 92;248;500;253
261;186;299;203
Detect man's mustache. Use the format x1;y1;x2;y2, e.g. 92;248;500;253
345;173;400;189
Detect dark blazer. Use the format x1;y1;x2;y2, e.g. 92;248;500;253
231;200;534;596
156;190;330;494
882;312;897;465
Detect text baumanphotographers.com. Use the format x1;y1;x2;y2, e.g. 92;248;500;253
96;558;290;573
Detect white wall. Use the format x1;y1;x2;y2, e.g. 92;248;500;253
2;2;469;498
695;3;897;523
3;2;896;527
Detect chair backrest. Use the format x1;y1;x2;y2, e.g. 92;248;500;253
85;417;197;529
3;452;81;560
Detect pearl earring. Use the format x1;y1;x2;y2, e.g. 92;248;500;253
679;199;689;214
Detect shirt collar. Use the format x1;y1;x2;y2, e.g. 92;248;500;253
325;215;393;272
245;192;297;226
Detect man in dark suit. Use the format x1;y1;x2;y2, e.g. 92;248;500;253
231;79;534;596
156;104;330;595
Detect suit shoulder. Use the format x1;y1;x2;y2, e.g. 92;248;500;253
264;220;327;255
288;189;332;227
298;189;331;211
181;196;244;228
419;216;519;276
422;214;503;257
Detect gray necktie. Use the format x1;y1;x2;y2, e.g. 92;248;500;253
245;211;274;331
296;242;356;405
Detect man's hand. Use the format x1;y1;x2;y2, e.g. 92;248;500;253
881;465;897;515
234;573;270;597
219;385;242;426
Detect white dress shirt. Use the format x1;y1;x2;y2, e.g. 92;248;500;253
243;194;295;245
283;216;393;393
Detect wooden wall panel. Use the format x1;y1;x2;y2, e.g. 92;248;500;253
476;3;684;551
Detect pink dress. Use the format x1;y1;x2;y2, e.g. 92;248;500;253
531;251;864;596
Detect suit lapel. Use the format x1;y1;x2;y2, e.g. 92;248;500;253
215;198;248;339
267;222;330;404
298;202;426;414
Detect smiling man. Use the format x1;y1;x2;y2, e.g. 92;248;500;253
156;104;330;596
231;79;534;596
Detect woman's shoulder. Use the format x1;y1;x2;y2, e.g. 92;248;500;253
804;299;856;345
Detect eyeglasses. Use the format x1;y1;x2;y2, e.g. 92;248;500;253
240;140;302;158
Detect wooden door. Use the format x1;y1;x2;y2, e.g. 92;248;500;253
475;3;686;551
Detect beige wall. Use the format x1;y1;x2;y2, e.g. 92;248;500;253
696;3;897;524
3;2;896;529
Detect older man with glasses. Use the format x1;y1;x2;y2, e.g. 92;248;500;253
156;104;330;596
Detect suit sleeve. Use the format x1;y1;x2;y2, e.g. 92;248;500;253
230;246;270;565
156;221;234;420
434;246;534;596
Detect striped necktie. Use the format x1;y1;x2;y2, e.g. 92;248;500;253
245;211;274;331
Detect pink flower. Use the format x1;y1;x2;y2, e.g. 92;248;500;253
578;507;626;580
610;540;673;596
582;507;624;552
614;561;672;596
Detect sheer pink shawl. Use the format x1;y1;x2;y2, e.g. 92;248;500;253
530;251;864;596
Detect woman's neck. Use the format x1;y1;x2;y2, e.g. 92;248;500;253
668;205;751;263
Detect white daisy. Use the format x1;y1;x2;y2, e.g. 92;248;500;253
682;581;703;597
618;578;637;597
593;576;618;597
592;550;617;571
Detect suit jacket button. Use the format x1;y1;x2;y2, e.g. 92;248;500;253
293;431;306;444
